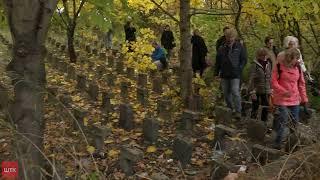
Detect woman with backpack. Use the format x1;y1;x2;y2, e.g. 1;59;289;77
248;48;273;122
271;48;308;149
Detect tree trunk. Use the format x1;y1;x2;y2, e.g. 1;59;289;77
4;0;57;179
179;0;193;107
67;25;77;63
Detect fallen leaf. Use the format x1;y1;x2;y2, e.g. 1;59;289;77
87;145;95;154
164;149;173;155
146;146;157;153
108;149;120;158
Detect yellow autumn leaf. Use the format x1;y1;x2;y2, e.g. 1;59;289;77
108;149;120;158
87;145;95;154
104;139;114;144
83;117;88;126
164;149;173;155
146;146;157;153
207;133;214;141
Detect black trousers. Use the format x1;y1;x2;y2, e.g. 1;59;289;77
251;93;269;122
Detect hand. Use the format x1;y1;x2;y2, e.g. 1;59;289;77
251;94;257;100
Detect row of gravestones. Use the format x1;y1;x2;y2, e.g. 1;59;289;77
211;105;318;179
45;38;207;176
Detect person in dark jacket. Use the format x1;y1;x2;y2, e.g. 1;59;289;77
151;41;167;70
248;48;273;122
124;21;136;42
215;28;247;119
161;25;175;61
264;36;278;67
191;29;208;77
216;26;230;52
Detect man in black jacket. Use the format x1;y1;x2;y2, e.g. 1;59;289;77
161;25;175;60
215;26;230;52
215;28;247;119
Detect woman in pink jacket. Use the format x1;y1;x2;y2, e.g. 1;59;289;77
271;48;308;149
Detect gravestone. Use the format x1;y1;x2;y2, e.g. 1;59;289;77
210;160;236;180
126;67;135;79
180;110;200;131
137;73;148;88
101;92;112;115
88;81;99;101
119;104;134;131
116;60;124;74
120;81;131;101
99;52;106;61
136;87;148;106
108;55;114;68
149;69;157;80
157;99;172;120
72;107;88;131
189;94;203;112
251;144;283;165
214;124;237;146
58;94;72;108
173;136;192;168
119;146;143;176
67;65;76;79
90;125;111;152
161;71;169;84
143;118;159;143
247;119;267;143
106;73;116;86
152;76;162;93
96;65;105;79
76;75;87;90
215;106;233;125
85;45;91;54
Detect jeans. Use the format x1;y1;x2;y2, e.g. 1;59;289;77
221;78;241;113
251;94;269;122
274;105;300;145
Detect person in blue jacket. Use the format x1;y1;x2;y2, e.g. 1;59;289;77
151;41;167;70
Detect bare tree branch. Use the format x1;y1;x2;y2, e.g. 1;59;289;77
75;0;86;20
149;0;179;23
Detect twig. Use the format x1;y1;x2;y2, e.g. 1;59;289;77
178;161;187;179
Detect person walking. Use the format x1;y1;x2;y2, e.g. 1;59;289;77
161;25;175;61
151;41;167;70
215;28;247;119
216;26;230;52
124;20;136;52
248;48;273;122
191;29;208;77
271;48;308;149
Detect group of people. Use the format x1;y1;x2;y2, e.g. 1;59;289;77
123;21;311;149
215;27;310;149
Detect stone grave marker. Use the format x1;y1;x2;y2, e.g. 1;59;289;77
120;81;130;101
116;59;124;74
188;94;203;112
108;55;114;68
119;146;143;176
180;110;200;131
119;104;134;131
137;73;148;88
76;75;87;91
152;76;162;93
72;107;88;131
136;87;148;106
90;125;111;152
252;144;283;165
157;99;172;120
88;81;99;101
210;160;236;180
173;136;192;168
99;52;106;61
126;67;135;79
101;92;113;115
215;106;233;125
143;118;159;143
213;124;237;146
85;45;91;54
106;73;116;86
247;119;267;143
149;69;157;80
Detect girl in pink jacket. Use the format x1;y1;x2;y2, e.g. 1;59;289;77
271;48;308;149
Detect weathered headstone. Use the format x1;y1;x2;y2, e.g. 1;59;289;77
143;118;159;143
210;160;235;180
76;75;87;90
188;94;203;112
67;65;76;79
251;144;283;165
90;125;111;152
137;73;148;88
157;99;172;120
85;45;91;54
119;146;143;176
214;124;237;145
72;107;88;131
180;110;200;131
120;81;131;101
149;69;157;80
108;55;114;68
215;106;233;125
247;119;267;143
58;94;72;108
116;60;124;74
136;87;148;106
106;73;116;86
88;81;99;101
119;104;134;131
101;92;112;114
99;52;106;61
173;136;192;168
152;76;162;93
161;71;169;84
126;67;135;79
